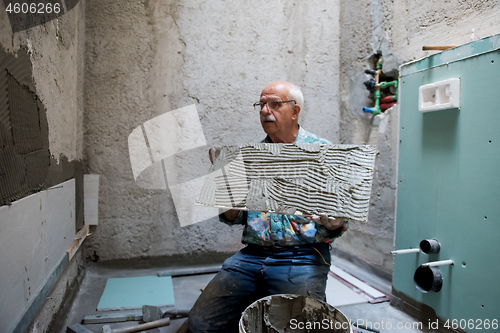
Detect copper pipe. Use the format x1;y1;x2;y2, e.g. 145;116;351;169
422;46;457;51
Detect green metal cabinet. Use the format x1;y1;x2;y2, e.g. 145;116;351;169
394;34;500;331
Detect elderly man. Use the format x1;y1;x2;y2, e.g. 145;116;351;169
188;81;348;333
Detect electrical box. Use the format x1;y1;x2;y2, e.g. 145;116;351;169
394;34;500;332
419;78;461;112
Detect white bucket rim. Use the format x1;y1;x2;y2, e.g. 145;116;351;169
238;294;353;333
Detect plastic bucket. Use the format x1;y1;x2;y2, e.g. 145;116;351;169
239;294;352;333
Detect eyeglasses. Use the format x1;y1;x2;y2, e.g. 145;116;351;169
253;100;295;111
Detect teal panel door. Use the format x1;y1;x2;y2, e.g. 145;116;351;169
394;35;500;331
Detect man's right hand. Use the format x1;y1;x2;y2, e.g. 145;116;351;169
208;146;221;164
306;214;345;230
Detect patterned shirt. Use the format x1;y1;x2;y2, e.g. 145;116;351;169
219;126;349;246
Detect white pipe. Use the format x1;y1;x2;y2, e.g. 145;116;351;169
390;248;420;255
421;260;454;268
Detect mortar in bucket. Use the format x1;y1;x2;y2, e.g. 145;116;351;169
239;294;352;333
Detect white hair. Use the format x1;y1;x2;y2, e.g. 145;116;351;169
287;84;304;108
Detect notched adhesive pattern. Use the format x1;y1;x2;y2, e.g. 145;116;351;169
0;47;50;205
196;143;376;222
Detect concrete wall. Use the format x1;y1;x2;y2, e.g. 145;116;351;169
84;0;342;261
0;3;85;163
84;0;500;274
0;1;86;332
335;0;500;278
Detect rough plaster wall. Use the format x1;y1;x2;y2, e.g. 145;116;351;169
0;1;86;331
84;0;341;261
390;0;500;61
0;2;85;162
336;0;500;277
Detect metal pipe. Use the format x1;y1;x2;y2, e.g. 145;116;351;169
157;264;221;277
390;248;420;255
422;46;457;51
421;260;454;268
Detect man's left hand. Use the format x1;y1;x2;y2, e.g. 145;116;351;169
306;214;344;230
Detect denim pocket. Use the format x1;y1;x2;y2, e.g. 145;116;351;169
288;262;330;284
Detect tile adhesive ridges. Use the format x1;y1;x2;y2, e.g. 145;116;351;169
197;143;376;222
0;46;50;205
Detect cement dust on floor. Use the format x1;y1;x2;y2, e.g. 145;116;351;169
61;259;434;333
62;260;217;333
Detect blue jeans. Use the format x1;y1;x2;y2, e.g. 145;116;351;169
188;243;331;333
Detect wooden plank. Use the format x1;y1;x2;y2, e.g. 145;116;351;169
82;308;189;324
82;310;142;324
67;224;90;261
422;45;456;51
